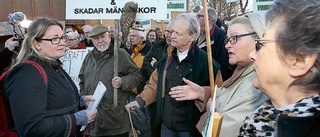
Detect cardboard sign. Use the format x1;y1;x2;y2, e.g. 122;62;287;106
60;48;93;90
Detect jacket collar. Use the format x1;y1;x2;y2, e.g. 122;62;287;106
28;55;62;70
171;42;199;63
222;63;254;87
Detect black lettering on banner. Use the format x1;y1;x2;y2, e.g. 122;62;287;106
61;50;87;61
137;7;156;13
60;50;87;74
111;0;116;5
150;7;156;13
74;8;104;14
106;6;122;13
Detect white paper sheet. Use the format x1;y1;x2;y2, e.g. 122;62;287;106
80;81;106;131
202;85;218;137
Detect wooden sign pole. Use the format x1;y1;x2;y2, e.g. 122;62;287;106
202;0;223;136
113;19;119;106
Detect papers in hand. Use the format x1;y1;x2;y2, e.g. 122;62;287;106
80;81;106;131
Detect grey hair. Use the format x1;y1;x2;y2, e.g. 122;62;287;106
82;24;92;30
166;21;174;30
66;32;80;43
130;29;146;41
207;7;217;24
228;13;266;39
266;0;320;91
175;13;200;39
108;26;115;30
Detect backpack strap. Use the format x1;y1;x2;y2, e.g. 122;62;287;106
0;71;10;85
0;60;48;86
21;60;48;86
0;60;47;134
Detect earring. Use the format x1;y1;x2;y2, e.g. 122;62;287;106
311;67;316;73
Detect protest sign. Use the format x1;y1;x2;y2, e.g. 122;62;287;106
66;0;166;20
60;48;93;90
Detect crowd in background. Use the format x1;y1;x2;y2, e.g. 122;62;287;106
1;0;320;136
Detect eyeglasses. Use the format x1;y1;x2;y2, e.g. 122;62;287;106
38;35;67;45
196;14;204;19
255;38;277;52
66;39;76;42
225;32;256;44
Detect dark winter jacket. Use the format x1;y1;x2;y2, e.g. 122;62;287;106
79;45;142;136
4;56;80;137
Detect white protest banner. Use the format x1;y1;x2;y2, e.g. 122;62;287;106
155;10;171;23
253;0;274;16
60;48;93;90
167;0;187;12
66;0;166;20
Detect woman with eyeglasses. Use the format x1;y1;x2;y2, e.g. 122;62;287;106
239;0;320;136
168;13;268;137
3;17;97;137
66;31;86;49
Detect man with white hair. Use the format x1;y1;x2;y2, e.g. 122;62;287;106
79;24;142;136
126;13;217;137
80;24;94;47
129;28;151;68
197;7;234;81
128;28;151;98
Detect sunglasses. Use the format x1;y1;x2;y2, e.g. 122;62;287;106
255;38;277;52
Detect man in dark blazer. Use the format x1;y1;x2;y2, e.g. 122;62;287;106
196;7;234;81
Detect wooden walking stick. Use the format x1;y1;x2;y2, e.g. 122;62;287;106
128;107;138;137
113;19;119;106
202;0;223;136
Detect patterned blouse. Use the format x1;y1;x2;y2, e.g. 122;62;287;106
238;94;320;137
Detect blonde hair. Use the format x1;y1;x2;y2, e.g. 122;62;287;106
228;13;266;39
16;17;63;63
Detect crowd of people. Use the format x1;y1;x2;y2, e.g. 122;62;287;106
1;0;319;136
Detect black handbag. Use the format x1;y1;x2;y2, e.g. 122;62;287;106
130;106;151;137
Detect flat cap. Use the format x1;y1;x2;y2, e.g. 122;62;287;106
89;24;108;38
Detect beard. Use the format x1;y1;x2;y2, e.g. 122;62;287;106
96;43;109;52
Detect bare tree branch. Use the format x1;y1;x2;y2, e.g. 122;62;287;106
188;0;250;29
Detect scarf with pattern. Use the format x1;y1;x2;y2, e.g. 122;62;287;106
238;94;320;137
